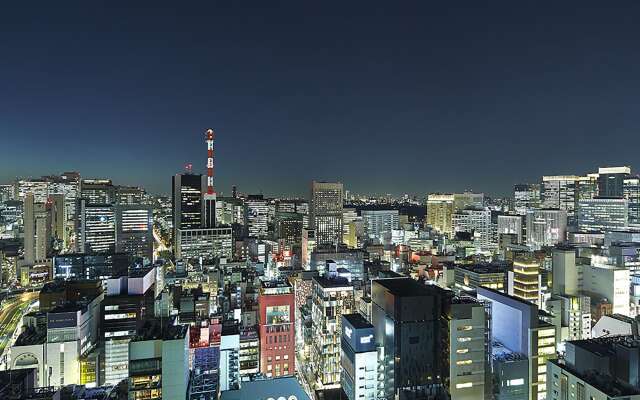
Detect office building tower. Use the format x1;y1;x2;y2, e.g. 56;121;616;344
172;172;206;250
548;336;640;400
624;175;640;224
508;254;542;306
597;166;631;198
115;185;147;205
53;253;130;280
454;191;485;211
81;179;115;204
310;181;344;246
541;175;581;216
102;268;157;385
427;193;455;235
50;193;67;247
525;209;567;249
23;193;35;264
310;245;365;280
448;297;492;400
128;321;190;400
258;280;295;377
577;197;628;232
361;209;399;243
76;199;116;253
552;246;578;296
514;183;541;215
115;204;153;261
275;212;303;250
477;287;557;400
16;179;49;203
310;274;354;390
301;228;316;270
452;208;493;249
175;227;233;261
497;214;523;244
371;277;452;399
245;195;269;238
340;313;377;400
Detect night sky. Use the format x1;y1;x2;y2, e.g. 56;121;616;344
2;2;640;197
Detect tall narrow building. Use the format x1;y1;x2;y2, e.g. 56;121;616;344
310;181;344;246
172;172;205;253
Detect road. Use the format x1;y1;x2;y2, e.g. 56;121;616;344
153;226;169;260
0;292;38;355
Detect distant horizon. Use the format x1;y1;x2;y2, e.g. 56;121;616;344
2;161;636;199
3;3;640;198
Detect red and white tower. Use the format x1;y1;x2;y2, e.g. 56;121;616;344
206;128;215;195
203;128;217;228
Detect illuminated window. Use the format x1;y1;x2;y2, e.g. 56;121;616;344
456;382;473;389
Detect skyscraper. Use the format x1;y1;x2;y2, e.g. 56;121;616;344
76;199;116;254
426;193;455;235
310;181;344;246
172;172;206;252
115;204;153;261
577;197;628;232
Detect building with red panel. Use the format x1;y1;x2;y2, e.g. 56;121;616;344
258;280;295;377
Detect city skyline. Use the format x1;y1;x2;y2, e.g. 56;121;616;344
3;2;640;196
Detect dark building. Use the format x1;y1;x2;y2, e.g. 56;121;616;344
172;173;205;238
597;167;630;198
371;277;453;400
53;253;131;280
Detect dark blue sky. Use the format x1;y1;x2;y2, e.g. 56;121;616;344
2;2;640;196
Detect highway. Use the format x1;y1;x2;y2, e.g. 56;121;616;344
0;292;38;355
153;226;169;260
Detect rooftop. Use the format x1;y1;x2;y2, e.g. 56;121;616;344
455;263;508;274
374;277;447;297
343;313;372;330
550;359;640;397
313;275;352;289
133;319;188;341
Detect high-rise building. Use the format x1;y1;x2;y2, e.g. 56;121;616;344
81;179;115;205
258;280;295;378
597;166;631;198
427;193;455;235
477;287;557;400
453;191;485;211
310;274;354;390
497;214;523;244
175;227;233;261
310;181;344;246
525;209;567;249
128;321;190;400
50;193;67;248
340;313;377;400
361;209;399;243
102;267;157;385
541;175;581;216
23;193;36;264
115;204;153;261
508;254;542;306
115;185;147;205
448;297;492;400
514;184;541;215
624;175;640;225
172;173;206;250
301;228;316;270
245;195;269;238
577;197;628;232
371;277;453;399
76;199;116;253
452;208;493;249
